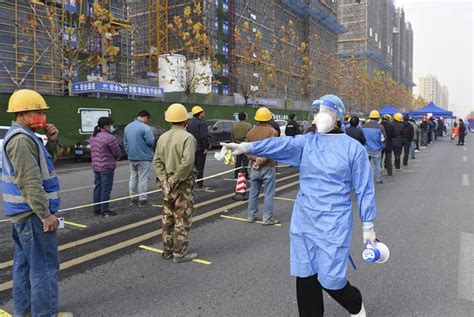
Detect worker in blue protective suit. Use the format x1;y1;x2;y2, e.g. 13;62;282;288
222;94;377;317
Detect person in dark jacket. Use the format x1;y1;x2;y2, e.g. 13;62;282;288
345;116;366;145
90;117;121;217
269;118;281;137
458;119;466;145
402;114;414;166
392;113;405;169
420;117;429;147
187;105;210;190
381;115;395;176
285;113;302;136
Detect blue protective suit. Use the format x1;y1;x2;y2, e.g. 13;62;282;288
251;133;376;290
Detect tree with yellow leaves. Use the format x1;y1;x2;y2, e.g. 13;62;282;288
167;1;220;95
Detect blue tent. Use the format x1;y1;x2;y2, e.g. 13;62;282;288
379;104;400;116
410;102;454;118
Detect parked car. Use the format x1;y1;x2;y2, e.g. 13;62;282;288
0;125;48;172
274;119;287;136
74;123;166;161
206;119;235;148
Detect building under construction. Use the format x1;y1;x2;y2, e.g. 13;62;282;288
337;0;414;91
0;0;137;96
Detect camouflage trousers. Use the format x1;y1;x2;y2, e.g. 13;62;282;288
162;186;195;257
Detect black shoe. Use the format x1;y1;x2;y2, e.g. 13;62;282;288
102;211;117;217
138;200;148;207
129;199;138;206
93;210;101;216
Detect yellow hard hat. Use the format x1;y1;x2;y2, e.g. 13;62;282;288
383;114;392;122
165;103;189;123
369;110;380;119
191;105;204;116
7;89;49;113
254;107;272;122
311;119;316;125
393;113;404;122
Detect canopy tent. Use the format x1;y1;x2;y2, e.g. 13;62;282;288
378;104;400;116
410;102;455;118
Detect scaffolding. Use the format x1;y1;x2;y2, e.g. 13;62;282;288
0;0;134;94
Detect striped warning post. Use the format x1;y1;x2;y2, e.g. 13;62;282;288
232;172;248;201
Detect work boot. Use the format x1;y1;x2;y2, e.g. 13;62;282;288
93;210;101;216
248;217;256;223
173;253;198;263
162;252;173;260
138;200;148;208
129;199;138;206
263;219;280;226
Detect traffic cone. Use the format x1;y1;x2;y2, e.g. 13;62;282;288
232;172;248;201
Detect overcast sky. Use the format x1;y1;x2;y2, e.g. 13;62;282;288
395;0;473;117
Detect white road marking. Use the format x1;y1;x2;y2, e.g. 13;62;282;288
402;169;414;173
413;164;420;167
463;156;468;162
462;174;470;187
458;232;474;301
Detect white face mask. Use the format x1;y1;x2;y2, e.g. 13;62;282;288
315;112;336;134
107;126;115;133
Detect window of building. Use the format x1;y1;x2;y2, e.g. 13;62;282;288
250;13;257;20
387;45;390;53
223;0;228;12
223;19;229;33
215;16;219;29
379;41;381;49
222;41;229;55
369;27;373;37
375;33;378;41
223;63;229;76
223;84;229;95
253;72;259;78
213;83;219;95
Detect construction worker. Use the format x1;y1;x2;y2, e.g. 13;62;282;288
245;107;279;225
1;90;70;316
231;112;252;179
187;105;210;191
223;95;377;316
153;103;198;263
392;112;406;169
402;114;414;166
362;110;386;184
381;115;395;176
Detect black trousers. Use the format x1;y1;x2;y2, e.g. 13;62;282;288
296;275;362;317
384;150;393;176
402;142;410;166
195;151;207;188
458;134;465;145
234;154;249;179
393;146;402;169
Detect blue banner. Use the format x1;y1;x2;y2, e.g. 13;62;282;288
72;81;164;97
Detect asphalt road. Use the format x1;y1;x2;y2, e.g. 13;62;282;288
2;136;474;316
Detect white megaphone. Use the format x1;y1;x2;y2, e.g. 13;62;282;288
362;240;390;264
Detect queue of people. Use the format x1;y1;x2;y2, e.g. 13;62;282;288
2;89;466;317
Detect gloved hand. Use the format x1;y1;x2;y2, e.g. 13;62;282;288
362;222;376;246
162;181;171;195
220;142;252;155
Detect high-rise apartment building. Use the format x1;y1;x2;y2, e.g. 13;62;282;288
337;0;414;90
441;85;449;109
419;75;442;105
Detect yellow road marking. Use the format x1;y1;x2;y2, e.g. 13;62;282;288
220;215;282;227
64;220;87;229
0;173;299;272
152;204;163;208
0;309;12;317
0;179;299;292
223;178;237;181
203;189;216;193
139;245;212;265
274;197;296;202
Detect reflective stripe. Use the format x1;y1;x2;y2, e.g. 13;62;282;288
3;192;59;204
